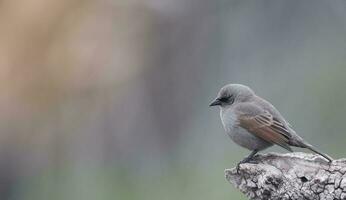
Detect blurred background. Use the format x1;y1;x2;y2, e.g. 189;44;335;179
1;0;346;199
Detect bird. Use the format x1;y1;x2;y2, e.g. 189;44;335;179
209;84;333;168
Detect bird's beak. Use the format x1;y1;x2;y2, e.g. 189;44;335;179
209;98;221;107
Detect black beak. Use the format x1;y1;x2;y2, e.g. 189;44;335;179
209;99;221;107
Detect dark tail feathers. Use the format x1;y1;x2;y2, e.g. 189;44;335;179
292;141;333;162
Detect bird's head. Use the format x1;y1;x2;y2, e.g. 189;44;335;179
209;84;255;108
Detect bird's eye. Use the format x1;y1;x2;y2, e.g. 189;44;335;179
219;95;234;104
219;97;229;102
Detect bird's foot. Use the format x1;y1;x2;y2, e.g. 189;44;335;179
236;157;258;173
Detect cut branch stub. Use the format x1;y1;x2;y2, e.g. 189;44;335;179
225;152;346;200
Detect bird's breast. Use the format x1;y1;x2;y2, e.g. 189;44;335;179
220;107;272;151
220;108;237;132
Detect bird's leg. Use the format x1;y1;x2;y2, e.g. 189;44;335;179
236;150;258;173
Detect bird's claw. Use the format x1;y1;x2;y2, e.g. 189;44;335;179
236;160;245;173
236;158;258;174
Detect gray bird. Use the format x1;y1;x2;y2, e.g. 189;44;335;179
209;84;332;167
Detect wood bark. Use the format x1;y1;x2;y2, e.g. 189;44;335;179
225;152;346;200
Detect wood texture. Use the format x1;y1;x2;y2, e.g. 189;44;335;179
225;152;346;200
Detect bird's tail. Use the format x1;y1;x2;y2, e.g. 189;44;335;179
291;140;333;162
304;143;333;162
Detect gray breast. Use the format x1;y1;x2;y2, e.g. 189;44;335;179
220;108;272;151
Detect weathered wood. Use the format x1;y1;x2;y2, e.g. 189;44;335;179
225;152;346;200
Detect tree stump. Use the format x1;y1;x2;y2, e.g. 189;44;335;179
225;152;346;200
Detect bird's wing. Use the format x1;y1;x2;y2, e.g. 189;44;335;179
237;108;293;152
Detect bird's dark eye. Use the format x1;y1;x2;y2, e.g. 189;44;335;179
219;97;229;102
219;95;234;104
